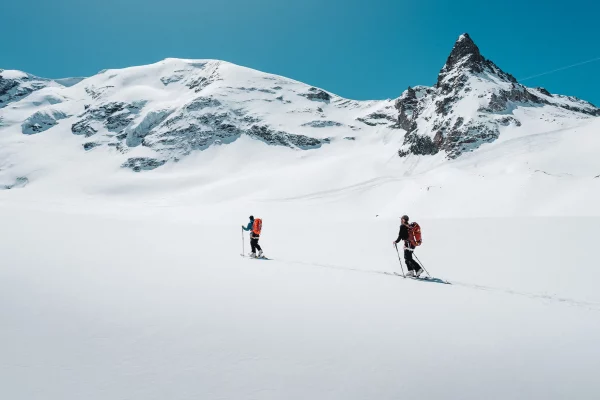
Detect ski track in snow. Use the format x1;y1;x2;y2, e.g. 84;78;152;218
260;176;403;202
272;258;600;312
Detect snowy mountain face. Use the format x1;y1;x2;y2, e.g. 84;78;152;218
395;34;599;159
0;33;599;208
0;61;397;173
0;70;58;109
0;34;597;178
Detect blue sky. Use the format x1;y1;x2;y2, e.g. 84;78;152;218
3;0;599;104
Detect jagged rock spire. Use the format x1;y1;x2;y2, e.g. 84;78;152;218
436;33;490;91
436;33;520;93
444;33;485;71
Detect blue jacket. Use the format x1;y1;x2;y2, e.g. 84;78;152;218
242;219;254;232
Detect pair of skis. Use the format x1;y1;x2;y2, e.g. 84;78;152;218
386;271;450;285
241;228;269;260
240;254;270;260
393;244;450;284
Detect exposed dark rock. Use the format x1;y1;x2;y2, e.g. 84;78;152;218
356;112;395;127
83;142;101;151
187;67;220;92
537;87;552;96
396;106;411;130
126;109;174;147
0;73;48;108
71;120;98;137
483;85;542;113
22;110;68;135
147;111;245;155
247;125;329;149
121;157;166;172
233;86;277;94
442;125;499;159
186;97;222;111
368;112;395;121
160;75;184;85
300;87;331;102
107;142;126;153
356;118;377;126
398;133;438;157
497;116;522;127
84;86;115;99
71;101;145;138
3;177;29;189
395;86;429;130
453;117;464;129
301;120;342;128
435;96;455;116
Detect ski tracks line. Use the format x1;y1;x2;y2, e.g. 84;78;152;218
271;258;600;311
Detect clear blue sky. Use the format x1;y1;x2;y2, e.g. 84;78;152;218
3;0;599;105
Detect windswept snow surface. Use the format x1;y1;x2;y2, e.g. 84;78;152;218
1;206;600;400
2;116;600;399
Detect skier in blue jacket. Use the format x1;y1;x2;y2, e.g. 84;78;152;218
242;215;263;258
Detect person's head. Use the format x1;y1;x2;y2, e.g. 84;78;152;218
401;215;409;225
249;215;254;221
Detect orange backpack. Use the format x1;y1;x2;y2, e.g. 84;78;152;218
252;218;262;235
408;222;422;247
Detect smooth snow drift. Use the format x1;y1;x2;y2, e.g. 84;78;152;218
1;208;600;400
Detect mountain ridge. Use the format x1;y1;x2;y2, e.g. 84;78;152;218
0;33;598;178
395;33;598;159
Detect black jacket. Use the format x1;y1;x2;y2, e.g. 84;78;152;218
395;224;409;243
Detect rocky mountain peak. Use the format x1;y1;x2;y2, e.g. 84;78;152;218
443;33;485;72
397;34;600;160
436;33;517;93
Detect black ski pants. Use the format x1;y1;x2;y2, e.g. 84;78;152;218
404;244;421;272
250;234;262;254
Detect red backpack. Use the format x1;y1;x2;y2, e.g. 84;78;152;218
252;218;262;235
408;222;422;247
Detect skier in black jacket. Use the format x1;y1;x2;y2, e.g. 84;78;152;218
393;215;424;277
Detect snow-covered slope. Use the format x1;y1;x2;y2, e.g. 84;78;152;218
2;197;600;400
0;70;85;109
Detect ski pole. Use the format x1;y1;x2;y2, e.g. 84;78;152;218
394;243;406;278
413;252;431;278
241;228;245;256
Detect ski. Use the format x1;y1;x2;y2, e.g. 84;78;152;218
241;254;271;260
409;276;451;285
